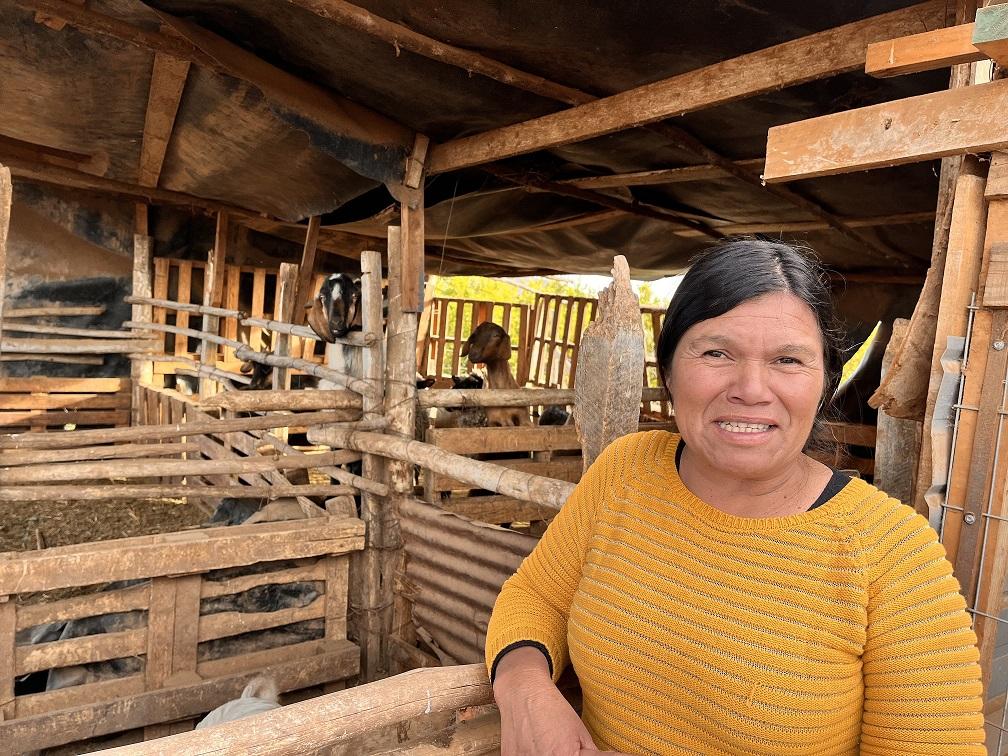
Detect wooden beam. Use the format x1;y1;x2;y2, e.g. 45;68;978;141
3;155;260;217
0;133;92;169
426;1;946;174
198;212;228;397
763;77;1008;183
130;234;154;425
560;159;766;189
293;215;321;326
16;0;416;187
973;3;1008;66
285;0;593;107
865;22;982;77
289;1;898;259
137;53;191;188
484;165;725;240
0;165;10;360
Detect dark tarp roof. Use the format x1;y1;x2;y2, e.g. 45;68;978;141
1;0;951;334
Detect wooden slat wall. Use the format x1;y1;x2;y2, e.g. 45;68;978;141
149;259;326;384
0;515;363;752
0;377;130;432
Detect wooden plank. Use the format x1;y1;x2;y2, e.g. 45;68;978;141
0;165;10;359
865;22;982;78
273;261;299;391
764;78;1008;183
561;159;766;189
293;216;320;326
198;213;228;397
0;409;130;427
0;518;365;594
427;2;946;174
1;641;359;753
954;310;1008;601
225;265;240;343
324;555;349;640
0;393;131;410
137;53;191;188
251;267;266;351
3;304;104;318
15;675;145;719
16;582;151;630
973;3;1008;66
198;595;325;643
426;424;584;454
171;575;201;677
0;336;156;354
439;495;559;523
146;577;176;694
0;377;127;392
0;598;14;720
2;441;197;467
401;201;425;313
195;638;343;679
200;561;325;598
175;261;193;354
16;628;147;675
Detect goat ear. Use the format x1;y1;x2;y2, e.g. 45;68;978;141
460;340;470;357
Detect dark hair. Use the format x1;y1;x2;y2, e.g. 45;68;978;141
656;238;844;444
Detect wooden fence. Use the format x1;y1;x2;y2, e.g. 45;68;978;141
0;376;131;432
0;516;363;752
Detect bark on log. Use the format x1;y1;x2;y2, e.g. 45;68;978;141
308;429;575;510
0;483;356;502
202;389;363;412
418;386;667;408
0;449;360;485
573;256;645;471
0;409;352;450
101;664;492;755
2;441;199;467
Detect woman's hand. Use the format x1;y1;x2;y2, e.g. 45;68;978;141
494;647;596;755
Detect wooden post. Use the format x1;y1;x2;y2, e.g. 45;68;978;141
199;212;228;398
130;234;154;425
272;262;299;394
355;249;386;681
400;193;425;314
385;215;421;675
873;319;921;505
293;216;320;326
0;165;10;364
0;596;14;721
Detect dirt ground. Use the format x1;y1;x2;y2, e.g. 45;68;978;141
0;497;208;553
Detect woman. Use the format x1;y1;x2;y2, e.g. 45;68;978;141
486;240;985;755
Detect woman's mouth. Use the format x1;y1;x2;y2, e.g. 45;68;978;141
716;421;772;433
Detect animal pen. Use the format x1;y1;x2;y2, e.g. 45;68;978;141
2;0;1008;753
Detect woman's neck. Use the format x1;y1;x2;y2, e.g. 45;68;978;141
677;445;832;518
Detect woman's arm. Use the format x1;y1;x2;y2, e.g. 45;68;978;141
860;504;986;755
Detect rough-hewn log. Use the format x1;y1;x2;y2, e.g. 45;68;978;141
0;482;356;502
4;305;104;317
101;664;492;755
234;344;378;398
0;336;156;354
0;409;352;450
2;441;199;467
420;385;667;410
202;388;363;412
0;449;368;485
427;1;945;173
308;429;575;510
125;295;244;320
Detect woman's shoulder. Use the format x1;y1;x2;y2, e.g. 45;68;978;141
831;477;945;569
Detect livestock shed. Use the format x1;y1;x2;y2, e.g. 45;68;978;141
0;0;1007;752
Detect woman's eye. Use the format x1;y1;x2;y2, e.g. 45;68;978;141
777;356;802;365
703;350;727;359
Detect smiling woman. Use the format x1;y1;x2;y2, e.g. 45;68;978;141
485;239;985;756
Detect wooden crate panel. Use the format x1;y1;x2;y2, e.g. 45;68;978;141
0;378;131;433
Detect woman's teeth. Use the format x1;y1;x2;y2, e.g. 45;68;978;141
717;421;771;433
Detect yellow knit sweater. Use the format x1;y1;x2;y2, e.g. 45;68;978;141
486;431;985;755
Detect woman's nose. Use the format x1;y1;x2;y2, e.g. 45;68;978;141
727;360;774;404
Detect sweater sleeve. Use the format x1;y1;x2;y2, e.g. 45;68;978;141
860;500;986;755
484;432;635;683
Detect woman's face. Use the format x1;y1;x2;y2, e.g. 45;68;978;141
667;291;826;482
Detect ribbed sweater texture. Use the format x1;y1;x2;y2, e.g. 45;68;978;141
485;431;986;755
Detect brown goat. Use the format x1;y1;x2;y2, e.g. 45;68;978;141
461;322;530;427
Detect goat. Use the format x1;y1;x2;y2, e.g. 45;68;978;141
196;675;281;729
430;373;489;429
461;322;530;427
538;404;571;425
